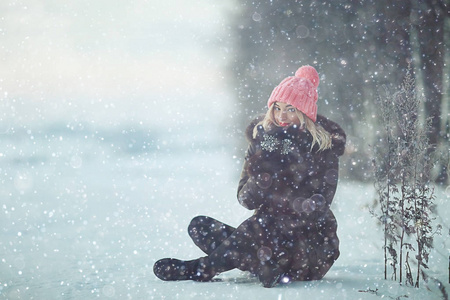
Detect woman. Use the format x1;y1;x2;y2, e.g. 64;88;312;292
153;65;346;287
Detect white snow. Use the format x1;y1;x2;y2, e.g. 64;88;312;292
0;127;448;300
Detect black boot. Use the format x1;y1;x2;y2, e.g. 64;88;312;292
153;257;215;282
257;261;284;288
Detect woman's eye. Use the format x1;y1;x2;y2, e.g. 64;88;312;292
288;108;295;112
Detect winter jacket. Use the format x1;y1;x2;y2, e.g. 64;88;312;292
235;115;346;281
238;115;346;213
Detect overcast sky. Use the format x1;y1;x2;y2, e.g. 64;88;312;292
0;0;233;129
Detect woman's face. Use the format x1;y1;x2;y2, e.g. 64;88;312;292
273;102;300;127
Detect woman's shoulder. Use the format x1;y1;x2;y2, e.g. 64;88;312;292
316;114;346;156
245;115;265;142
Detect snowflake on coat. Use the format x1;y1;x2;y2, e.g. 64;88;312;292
260;134;279;152
280;139;293;155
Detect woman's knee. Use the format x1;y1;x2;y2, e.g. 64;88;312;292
188;215;210;234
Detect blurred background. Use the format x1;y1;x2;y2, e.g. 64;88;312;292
0;1;232;131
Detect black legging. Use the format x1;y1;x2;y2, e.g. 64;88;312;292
187;215;297;278
188;216;235;255
187;211;339;282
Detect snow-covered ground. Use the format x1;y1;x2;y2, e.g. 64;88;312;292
0;125;449;299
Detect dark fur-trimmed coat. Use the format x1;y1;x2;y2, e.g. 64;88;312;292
236;115;346;281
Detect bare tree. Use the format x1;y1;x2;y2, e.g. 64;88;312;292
372;67;440;287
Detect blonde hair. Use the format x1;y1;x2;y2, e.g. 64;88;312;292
253;103;332;151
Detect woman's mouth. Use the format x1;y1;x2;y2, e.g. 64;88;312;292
279;122;290;127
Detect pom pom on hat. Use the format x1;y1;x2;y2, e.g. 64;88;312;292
295;65;319;88
267;65;319;122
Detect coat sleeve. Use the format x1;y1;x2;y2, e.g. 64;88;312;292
236;143;267;210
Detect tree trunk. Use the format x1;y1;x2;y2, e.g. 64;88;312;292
413;1;446;182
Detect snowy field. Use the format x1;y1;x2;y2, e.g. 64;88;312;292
0;125;449;300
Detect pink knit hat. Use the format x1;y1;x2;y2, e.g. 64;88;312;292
267;65;319;122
